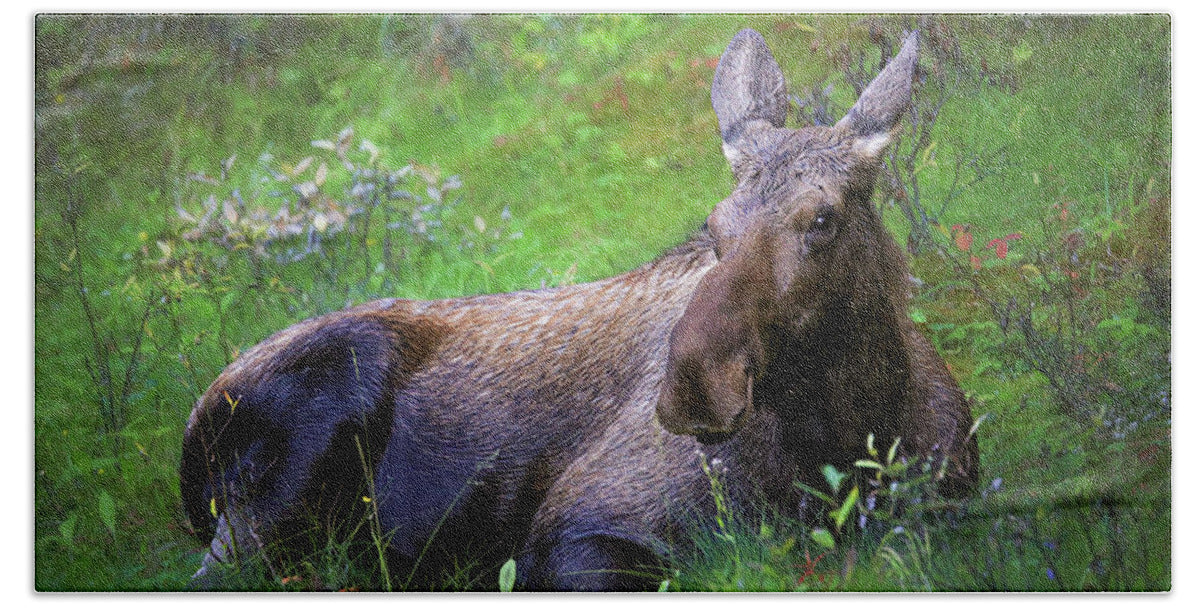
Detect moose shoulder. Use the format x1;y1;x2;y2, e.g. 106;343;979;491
180;28;978;591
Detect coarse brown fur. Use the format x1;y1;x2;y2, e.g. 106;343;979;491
180;28;978;591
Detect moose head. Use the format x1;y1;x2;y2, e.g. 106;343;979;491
657;29;921;441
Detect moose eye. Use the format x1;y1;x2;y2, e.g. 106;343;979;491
805;210;839;251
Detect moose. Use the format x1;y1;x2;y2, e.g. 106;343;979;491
181;28;979;591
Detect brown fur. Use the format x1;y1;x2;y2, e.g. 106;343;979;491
180;29;978;591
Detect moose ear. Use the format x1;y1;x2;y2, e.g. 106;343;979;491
836;30;920;159
711;29;788;158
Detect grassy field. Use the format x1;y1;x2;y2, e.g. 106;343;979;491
33;14;1170;591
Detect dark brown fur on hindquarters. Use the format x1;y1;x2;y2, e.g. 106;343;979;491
180;27;978;591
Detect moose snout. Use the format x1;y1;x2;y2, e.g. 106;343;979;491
656;356;755;443
694;406;751;445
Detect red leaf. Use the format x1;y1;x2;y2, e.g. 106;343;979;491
986;235;1016;259
955;231;973;252
994;240;1008;259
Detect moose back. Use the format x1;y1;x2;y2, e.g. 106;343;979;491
180;28;979;591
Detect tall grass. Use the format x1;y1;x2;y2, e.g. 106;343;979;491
673;428;1167;592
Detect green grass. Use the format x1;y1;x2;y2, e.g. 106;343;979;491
34;14;1169;591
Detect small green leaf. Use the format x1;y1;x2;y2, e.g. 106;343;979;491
810;527;836;550
498;558;517;592
219;290;238;313
769;536;796;558
98;490;117;536
854;459;884;470
831;486;860;531
821;464;846;495
59;512;78;551
909;309;928;324
794;481;835;506
887;437;902;466
657;579;671;592
1013;39;1034;65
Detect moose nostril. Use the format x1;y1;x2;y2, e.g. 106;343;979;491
690;405;750;445
696;430;734;445
730;405;749;430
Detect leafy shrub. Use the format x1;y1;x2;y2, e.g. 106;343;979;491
923;180;1169;433
674;431;979;592
157;125;521;326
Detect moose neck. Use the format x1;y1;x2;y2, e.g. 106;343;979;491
760;208;915;471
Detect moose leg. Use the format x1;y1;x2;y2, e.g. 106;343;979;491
518;531;664;591
189;507;271;588
516;408;699;591
904;326;981;497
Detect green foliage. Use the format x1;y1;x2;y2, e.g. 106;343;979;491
498;558;517;592
34;14;1168;591
674;424;1167;592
